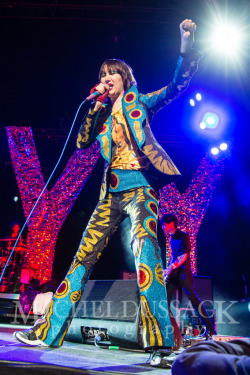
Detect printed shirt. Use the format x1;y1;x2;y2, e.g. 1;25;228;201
110;107;149;170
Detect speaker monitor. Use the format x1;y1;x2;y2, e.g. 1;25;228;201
65;279;142;349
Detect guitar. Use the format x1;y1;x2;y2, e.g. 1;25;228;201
164;266;173;285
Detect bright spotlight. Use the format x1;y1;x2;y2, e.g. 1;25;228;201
211;147;219;155
211;24;243;56
190;99;195;107
196;93;202;101
200;122;206;130
204;9;248;72
13;196;19;202
207;116;216;126
203;112;219;129
219;142;228;151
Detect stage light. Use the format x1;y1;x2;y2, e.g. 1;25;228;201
211;147;219;155
210;23;244;57
203;112;219;129
13;196;19;202
200;122;206;130
190;99;195;107
202;6;248;74
219;142;228;151
248;302;250;312
196;93;202;101
206;115;217;126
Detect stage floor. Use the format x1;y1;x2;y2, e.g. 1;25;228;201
0;324;172;374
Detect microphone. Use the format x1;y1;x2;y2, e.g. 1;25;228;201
85;91;100;102
85;84;110;102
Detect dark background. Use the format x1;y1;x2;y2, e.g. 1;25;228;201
0;0;249;335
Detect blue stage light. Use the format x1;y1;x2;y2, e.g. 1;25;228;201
203;112;219;129
190;99;195;107
211;147;219;155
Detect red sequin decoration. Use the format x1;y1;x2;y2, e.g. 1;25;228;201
57;282;67;294
125;93;134;102
130;110;141;118
139;270;146;285
150;202;157;214
110;173;118;188
149;220;156;233
149;189;158;200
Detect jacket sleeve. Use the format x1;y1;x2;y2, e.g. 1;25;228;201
76;108;101;149
139;49;202;117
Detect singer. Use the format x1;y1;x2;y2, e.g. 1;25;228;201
14;19;201;360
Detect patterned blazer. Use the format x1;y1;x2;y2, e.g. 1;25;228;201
77;51;202;200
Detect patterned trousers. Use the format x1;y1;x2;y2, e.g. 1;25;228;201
33;187;174;349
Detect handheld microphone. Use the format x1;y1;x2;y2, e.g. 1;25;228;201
85;84;110;102
85;91;100;101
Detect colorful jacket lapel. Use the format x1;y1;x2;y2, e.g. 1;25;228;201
122;85;146;148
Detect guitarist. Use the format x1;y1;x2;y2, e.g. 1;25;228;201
161;214;216;337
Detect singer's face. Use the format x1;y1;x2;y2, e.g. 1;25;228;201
100;65;124;99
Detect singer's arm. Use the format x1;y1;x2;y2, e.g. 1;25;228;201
77;108;101;149
77;83;110;149
139;50;201;118
139;19;202;118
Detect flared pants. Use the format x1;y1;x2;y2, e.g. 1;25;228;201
33;187;174;349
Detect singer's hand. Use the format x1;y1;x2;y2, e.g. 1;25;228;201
90;83;109;103
180;19;196;54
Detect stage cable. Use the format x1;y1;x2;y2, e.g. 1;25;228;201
0;98;90;285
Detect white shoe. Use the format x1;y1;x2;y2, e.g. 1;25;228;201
13;329;48;347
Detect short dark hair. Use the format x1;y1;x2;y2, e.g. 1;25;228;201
160;214;178;228
98;59;137;92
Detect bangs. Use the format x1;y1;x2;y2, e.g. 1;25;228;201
98;59;137;91
99;60;123;80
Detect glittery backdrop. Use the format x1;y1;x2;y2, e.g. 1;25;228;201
6;126;100;284
6;126;225;282
159;155;225;274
